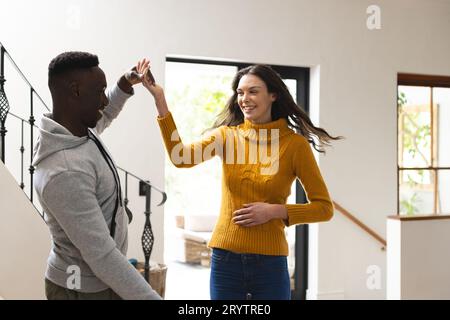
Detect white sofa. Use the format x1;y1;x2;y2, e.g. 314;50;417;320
174;214;217;266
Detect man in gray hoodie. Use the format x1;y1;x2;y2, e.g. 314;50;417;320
33;52;161;300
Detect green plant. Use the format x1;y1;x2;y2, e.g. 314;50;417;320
400;193;420;216
398;90;431;214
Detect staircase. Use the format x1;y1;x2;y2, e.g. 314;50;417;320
0;161;50;299
0;42;166;299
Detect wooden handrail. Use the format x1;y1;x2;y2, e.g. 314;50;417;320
333;201;387;250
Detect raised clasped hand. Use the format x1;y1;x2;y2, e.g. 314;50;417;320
124;58;150;85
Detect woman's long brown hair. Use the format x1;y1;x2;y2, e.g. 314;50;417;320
211;65;343;153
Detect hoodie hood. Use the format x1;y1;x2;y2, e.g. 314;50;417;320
32;113;88;166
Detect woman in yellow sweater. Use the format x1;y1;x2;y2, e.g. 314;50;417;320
142;64;340;300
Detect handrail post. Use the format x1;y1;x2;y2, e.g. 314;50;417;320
0;45;10;163
20;119;25;189
140;180;154;284
124;172;129;207
29;88;35;202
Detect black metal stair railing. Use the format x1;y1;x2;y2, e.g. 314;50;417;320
0;42;49;202
0;45;11;163
119;168;167;282
0;42;166;281
8;111;38;194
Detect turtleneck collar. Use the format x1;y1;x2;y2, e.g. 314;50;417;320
237;117;293;141
242;117;288;130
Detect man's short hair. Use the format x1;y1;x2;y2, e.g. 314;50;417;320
48;51;99;79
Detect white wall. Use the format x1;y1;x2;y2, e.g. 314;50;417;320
387;217;450;299
0;162;51;299
1;0;450;299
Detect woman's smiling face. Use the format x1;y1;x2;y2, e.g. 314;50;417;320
237;74;276;124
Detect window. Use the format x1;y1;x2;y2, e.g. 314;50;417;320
398;74;450;215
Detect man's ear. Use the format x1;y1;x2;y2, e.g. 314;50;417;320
68;81;80;97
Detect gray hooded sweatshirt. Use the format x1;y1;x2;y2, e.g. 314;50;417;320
33;84;161;300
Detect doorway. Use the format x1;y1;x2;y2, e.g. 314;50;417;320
163;58;310;300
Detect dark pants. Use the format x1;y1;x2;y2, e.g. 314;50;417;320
45;278;122;300
210;248;291;300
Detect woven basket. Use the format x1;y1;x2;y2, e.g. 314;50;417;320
137;262;168;299
184;239;211;265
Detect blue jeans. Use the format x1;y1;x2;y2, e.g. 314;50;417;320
210;248;291;300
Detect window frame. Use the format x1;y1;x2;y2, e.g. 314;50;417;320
397;73;450;215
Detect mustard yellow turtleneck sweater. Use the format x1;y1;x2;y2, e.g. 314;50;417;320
157;112;333;256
